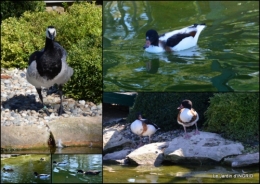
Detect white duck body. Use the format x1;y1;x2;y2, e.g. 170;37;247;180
130;119;158;136
144;24;206;53
178;108;199;127
34;172;50;179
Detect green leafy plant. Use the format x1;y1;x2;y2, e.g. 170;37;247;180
127;92;214;131
64;37;102;103
1;1;46;22
204;93;259;142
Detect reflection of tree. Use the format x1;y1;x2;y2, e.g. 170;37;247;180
146;59;159;74
104;1;153;40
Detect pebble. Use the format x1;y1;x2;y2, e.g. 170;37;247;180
1;68;102;127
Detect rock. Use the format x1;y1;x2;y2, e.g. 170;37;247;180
1;125;50;149
164;131;244;164
79;100;85;106
103;128;132;152
224;152;259;167
103;149;132;163
48;116;102;147
127;142;168;166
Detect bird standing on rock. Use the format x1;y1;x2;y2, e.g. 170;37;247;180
26;26;73;116
130;113;160;147
177;99;199;139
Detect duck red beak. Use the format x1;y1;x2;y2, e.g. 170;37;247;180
177;104;183;109
143;40;151;49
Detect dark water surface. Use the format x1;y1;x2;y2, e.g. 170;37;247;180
103;1;259;92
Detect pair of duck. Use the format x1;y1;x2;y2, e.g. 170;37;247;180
77;169;101;175
3;168;14;172
130;99;199;145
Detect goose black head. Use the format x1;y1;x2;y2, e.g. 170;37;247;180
46;26;56;40
178;99;192;110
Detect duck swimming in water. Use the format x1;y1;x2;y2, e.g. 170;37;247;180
144;23;206;53
3;168;14;172
34;172;50;179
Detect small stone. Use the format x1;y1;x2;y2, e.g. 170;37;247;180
79;100;85;106
4;80;11;84
62;114;69;118
91;105;97;110
44;116;50;120
20;73;26;78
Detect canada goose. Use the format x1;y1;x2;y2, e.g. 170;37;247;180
26;26;73;116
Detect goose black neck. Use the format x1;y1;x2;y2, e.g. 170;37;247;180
45;37;54;50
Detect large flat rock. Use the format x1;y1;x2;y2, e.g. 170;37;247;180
103;128;132;152
127;142;168;166
1;116;102;150
103;149;132;164
1;125;50;149
48;116;102;147
164;131;244;163
224;152;259;167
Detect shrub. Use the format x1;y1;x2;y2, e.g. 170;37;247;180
64;37;102;104
1;1;45;22
1;2;102;103
127;92;214;131
204;93;259;142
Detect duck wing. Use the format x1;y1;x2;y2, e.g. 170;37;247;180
160;24;206;48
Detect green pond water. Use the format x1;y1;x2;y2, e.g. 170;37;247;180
1;154;51;183
52;154;102;183
103;1;259;92
1;154;102;183
2;146;102;154
103;164;259;183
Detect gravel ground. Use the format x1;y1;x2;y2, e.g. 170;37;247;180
1;68;102;127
